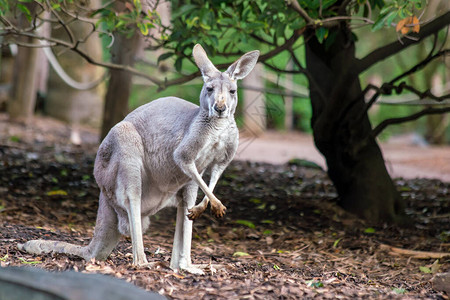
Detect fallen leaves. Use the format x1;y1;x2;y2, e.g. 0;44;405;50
0;114;449;299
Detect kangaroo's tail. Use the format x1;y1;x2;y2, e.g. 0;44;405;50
17;240;92;260
18;192;121;261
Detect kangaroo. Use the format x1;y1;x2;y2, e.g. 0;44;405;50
18;44;260;274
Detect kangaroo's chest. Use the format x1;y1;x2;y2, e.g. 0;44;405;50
195;128;236;170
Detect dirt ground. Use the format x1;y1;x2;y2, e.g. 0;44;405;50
0;114;449;299
235;131;450;183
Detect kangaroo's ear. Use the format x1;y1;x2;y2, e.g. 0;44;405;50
193;44;219;81
226;50;260;80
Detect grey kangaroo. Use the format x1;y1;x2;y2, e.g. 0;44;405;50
18;44;259;274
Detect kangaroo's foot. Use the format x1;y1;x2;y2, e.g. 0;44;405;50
179;264;205;275
210;200;226;218
187;203;208;220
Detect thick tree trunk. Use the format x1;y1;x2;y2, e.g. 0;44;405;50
100;32;141;140
305;28;405;222
8;13;39;123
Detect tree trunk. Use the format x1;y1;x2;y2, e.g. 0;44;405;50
304;27;405;222
8;15;39;123
100;32;141;140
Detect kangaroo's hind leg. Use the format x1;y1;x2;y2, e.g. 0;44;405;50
115;165;149;267
171;182;204;274
84;191;121;261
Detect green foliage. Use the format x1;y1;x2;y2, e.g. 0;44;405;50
392;287;407;294
364;227;376;234
306;279;324;288
160;0;300;61
371;0;425;31
91;0;159;37
235;219;256;229
1;0;159;38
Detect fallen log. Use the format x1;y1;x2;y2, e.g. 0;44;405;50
379;244;450;259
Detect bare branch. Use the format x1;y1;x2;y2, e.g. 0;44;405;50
288;1;314;24
46;0;75;45
262;62;305;74
357;11;450;73
389;49;449;84
259;29;304;62
372;106;450;137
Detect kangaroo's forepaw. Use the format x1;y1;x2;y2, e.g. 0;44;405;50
210;202;227;218
187;205;206;220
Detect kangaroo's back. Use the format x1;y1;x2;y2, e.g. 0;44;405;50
94;97;199;195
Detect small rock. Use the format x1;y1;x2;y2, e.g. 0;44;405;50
432;272;450;294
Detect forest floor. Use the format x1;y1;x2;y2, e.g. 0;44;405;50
0;114;449;299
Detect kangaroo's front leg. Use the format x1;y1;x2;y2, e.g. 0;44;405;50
188;164;227;220
178;162;226;218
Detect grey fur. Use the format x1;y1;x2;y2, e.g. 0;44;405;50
18;44;259;274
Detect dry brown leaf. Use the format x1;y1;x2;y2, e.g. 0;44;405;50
396;17;408;32
412;16;420;33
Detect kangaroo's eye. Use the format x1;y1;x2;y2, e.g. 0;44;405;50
206;87;214;93
230;90;236;95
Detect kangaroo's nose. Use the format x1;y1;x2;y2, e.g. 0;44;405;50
214;103;226;113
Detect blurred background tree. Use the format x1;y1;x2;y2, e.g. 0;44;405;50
0;0;449;222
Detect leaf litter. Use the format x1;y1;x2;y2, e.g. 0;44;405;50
0;115;449;299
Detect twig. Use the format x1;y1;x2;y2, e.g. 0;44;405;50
379;244;450;259
372;106;450;137
288;1;314;24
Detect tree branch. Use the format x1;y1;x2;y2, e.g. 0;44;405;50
389;49;450;84
372;106;450;137
288;1;314;24
358;11;450;73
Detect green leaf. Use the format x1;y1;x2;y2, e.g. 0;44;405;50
138;23;149;35
19;258;42;265
392;287;406;294
419;266;432;273
263;230;273;235
9;136;20;142
306;280;324;288
233;251;250;257
379;4;394;15
174;57;183;72
371;11;396;31
333;238;342;248
172;4;198;19
47;190;68;196
249;198;261;204
261;220;274;224
273;264;281;270
157;52;174;64
235;220;256;229
315;27;329;43
385;10;398;27
364;227;376;234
